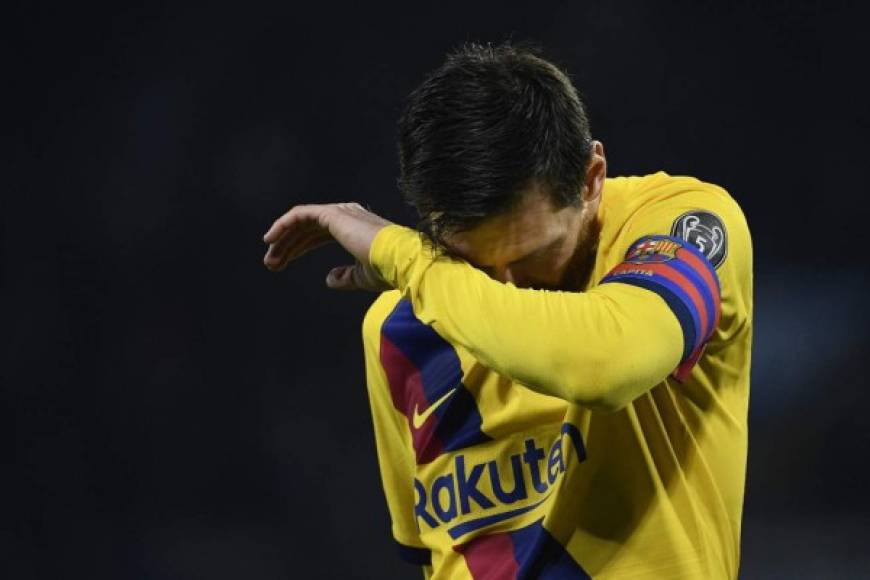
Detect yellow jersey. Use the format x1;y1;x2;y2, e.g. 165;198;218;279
361;171;753;579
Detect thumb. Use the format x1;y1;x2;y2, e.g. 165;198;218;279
326;262;391;292
326;265;352;289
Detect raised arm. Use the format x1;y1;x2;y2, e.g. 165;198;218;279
261;197;727;412
368;224;720;412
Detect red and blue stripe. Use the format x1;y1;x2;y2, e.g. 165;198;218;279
601;234;721;380
454;519;589;579
380;299;491;464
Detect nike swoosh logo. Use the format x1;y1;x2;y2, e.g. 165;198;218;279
412;388;457;429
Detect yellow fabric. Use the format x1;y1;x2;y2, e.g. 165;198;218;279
361;171;753;579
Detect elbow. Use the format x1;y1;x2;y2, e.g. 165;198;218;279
552;308;681;413
557;346;643;414
572;380;633;414
583;391;632;414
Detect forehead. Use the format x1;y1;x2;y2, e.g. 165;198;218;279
443;187;565;265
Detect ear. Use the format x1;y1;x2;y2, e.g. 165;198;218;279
581;140;607;203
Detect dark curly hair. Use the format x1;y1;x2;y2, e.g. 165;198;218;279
396;40;594;250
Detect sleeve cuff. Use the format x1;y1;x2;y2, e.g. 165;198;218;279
368;223;428;290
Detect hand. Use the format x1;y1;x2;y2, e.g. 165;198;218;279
262;202;395;292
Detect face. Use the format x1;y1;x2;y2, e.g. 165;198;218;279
441;141;607;291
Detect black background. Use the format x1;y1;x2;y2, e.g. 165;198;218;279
6;1;869;578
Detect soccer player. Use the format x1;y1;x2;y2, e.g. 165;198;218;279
263;41;752;579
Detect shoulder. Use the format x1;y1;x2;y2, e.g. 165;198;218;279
602;171;751;271
605;171;746;224
601;171;753;340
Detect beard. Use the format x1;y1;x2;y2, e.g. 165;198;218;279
555;216;601;292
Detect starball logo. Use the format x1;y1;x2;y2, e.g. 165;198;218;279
413;423;586;539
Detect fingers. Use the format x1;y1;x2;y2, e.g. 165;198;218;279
263;209;298;244
264;226;337;271
263;226;309;270
262;204;335;272
263;216;290;244
262;202;387;275
262;204;321;244
263;227;300;269
279;229;336;267
264;220;318;266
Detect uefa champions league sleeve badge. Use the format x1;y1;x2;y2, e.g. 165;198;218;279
670;211;728;269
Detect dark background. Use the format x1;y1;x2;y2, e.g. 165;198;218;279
5;1;869;578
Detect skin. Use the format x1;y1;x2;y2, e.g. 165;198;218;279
263;141;607;293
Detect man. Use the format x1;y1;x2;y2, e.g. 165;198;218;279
263;41;752;579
